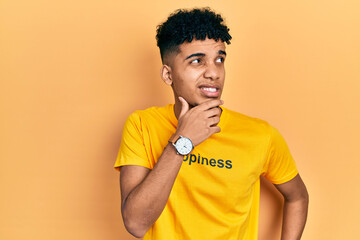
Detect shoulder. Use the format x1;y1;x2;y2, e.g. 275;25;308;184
128;105;168;118
223;107;273;135
126;104;173;125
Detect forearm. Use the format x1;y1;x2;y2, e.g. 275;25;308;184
122;143;183;237
120;99;223;237
281;197;309;240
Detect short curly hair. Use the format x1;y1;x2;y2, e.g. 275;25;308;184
156;8;232;62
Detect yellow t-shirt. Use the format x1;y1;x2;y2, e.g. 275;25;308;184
115;104;298;240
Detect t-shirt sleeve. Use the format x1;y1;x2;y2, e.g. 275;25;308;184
114;112;151;171
261;126;298;184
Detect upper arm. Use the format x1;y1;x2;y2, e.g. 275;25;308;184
274;174;309;202
120;165;151;208
262;127;298;184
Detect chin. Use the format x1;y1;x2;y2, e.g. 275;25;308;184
190;99;215;108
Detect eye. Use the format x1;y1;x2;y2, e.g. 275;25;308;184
191;59;200;64
216;57;225;63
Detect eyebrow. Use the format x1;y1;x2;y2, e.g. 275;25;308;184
184;50;227;61
185;53;205;60
219;50;227;56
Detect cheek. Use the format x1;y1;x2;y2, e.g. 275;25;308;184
187;68;204;80
173;69;202;87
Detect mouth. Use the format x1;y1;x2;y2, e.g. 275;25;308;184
199;85;221;98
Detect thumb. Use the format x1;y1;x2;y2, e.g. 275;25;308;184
178;97;189;118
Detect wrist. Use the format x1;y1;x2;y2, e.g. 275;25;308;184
168;134;194;155
168;133;179;144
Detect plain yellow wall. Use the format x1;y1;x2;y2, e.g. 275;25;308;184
1;0;359;239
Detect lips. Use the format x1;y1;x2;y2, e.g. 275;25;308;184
201;87;217;92
199;85;221;97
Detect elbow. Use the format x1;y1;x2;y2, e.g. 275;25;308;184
288;188;309;209
304;189;309;204
283;188;309;211
122;211;149;238
304;190;309;210
301;186;309;206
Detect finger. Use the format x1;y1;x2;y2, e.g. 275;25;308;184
196;99;224;112
178;97;189;118
210;126;221;134
208;116;220;127
205;107;222;118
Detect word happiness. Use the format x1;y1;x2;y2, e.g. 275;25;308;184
183;153;232;169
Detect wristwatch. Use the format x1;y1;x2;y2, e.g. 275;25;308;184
169;135;194;155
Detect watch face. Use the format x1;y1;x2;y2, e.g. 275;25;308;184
175;137;193;155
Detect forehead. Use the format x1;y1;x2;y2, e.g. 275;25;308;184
178;38;226;56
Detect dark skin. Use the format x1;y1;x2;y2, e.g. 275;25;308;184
120;38;308;239
120;98;223;238
275;175;309;240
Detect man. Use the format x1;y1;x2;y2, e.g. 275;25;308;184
115;8;308;240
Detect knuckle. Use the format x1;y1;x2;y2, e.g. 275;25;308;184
214;99;221;106
210;108;218;115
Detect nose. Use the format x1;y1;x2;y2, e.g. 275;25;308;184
203;62;220;80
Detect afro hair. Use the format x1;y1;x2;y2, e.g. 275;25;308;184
156;8;232;62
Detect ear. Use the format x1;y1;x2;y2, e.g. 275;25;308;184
160;64;173;86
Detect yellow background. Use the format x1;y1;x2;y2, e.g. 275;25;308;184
1;0;359;239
